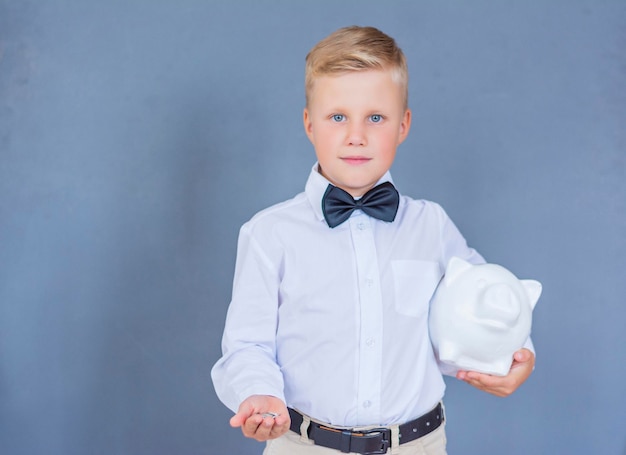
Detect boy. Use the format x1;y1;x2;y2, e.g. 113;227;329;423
211;26;534;454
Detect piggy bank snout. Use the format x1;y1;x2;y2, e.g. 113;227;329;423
476;283;521;328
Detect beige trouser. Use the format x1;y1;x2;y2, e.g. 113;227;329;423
263;418;447;455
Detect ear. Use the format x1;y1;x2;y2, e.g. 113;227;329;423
397;108;412;145
444;256;472;286
522;280;542;309
303;108;314;143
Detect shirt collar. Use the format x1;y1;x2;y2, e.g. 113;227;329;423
304;162;395;224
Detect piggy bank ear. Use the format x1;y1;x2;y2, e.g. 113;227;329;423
444;256;473;286
521;279;542;309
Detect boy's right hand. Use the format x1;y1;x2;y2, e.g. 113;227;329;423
230;395;290;441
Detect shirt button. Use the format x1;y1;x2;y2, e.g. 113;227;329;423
363;400;372;408
365;338;375;347
365;278;374;287
357;222;366;230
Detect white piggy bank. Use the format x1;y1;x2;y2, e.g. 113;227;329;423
428;257;541;376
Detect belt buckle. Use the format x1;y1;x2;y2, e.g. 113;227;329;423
361;427;391;455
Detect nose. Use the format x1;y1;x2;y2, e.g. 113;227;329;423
346;121;367;146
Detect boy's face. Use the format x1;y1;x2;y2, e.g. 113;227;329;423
303;69;411;198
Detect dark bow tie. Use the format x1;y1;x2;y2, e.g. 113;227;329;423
322;182;400;228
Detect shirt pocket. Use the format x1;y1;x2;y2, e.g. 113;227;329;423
391;260;443;317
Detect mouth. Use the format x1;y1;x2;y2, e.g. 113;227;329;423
341;156;371;165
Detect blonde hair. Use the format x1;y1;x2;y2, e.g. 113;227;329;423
305;26;409;107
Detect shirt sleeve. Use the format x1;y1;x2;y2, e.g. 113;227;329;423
211;222;285;413
522;336;535;355
436;203;485;266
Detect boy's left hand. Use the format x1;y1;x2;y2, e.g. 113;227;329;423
456;348;535;397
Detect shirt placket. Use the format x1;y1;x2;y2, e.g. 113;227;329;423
349;214;383;424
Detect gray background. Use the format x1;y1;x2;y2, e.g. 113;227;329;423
1;1;625;454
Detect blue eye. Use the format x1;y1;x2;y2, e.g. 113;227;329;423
370;114;382;123
332;114;345;122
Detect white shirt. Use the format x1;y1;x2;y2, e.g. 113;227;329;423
211;164;485;427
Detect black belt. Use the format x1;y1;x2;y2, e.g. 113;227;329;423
288;402;444;455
